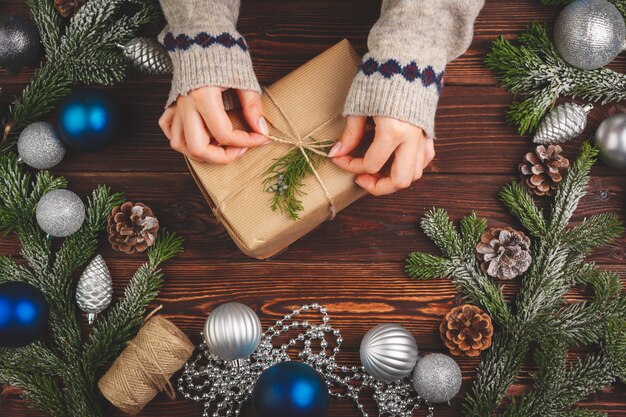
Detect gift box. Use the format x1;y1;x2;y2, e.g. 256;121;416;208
187;40;367;259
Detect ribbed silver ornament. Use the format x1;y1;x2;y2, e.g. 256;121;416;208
360;323;419;383
120;37;173;75
553;0;626;70
76;255;113;325
596;113;626;170
533;103;593;145
203;302;262;362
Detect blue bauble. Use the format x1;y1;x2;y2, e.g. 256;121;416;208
252;361;329;417
57;89;121;152
0;282;49;348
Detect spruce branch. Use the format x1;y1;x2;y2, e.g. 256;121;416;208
263;142;332;220
485;24;626;134
420;208;463;258
499;182;547;237
405;252;453;279
563;213;624;256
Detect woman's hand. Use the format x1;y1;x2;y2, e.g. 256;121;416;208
159;86;270;164
329;116;434;196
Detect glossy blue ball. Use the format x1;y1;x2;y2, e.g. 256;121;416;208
252;361;329;417
57;89;120;152
0;282;49;348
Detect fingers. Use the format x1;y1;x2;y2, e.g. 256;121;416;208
237;90;269;136
355;141;418;196
329;116;367;157
333;133;398;175
159;105;176;140
169;113;187;154
197;89;268;148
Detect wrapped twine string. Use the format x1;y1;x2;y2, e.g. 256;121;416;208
98;314;194;415
262;88;340;220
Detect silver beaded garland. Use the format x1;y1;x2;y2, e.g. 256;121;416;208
412;353;462;404
17;121;66;169
76;255;113;325
553;0;626;70
203;302;262;362
36;189;85;237
180;303;435;417
595;113;626;170
360;323;419;383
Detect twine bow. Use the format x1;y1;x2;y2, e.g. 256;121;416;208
262;88;339;220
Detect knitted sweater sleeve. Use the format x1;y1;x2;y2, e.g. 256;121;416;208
343;0;485;138
158;0;261;107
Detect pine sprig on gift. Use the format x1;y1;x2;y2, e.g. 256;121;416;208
485;24;626;134
405;142;625;416
263;142;333;221
0;0;162;153
0;153;183;417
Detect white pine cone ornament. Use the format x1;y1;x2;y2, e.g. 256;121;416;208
76;255;113;324
120;37;173;75
533;103;593;145
476;227;532;280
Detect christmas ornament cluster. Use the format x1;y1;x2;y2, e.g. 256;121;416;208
178;302;465;417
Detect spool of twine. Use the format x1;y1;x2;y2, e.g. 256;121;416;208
98;315;194;415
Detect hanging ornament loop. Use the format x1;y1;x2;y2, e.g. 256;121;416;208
179;304;434;417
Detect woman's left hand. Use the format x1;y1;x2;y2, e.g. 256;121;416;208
329;116;435;196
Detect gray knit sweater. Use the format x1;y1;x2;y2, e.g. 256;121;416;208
158;0;484;138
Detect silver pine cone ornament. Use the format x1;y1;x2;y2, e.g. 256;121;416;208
120;37;172;75
76;255;113;324
533;103;593;145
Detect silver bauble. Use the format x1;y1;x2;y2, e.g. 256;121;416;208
76;255;113;325
533;103;593;145
17;121;66;169
203;302;262;362
553;0;626;70
412;353;462;404
360;323;418;383
120;37;173;75
36;189;85;237
595;113;626;170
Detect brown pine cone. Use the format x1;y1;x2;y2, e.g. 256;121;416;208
54;0;87;17
476;227;531;280
440;304;493;357
519;144;570;197
107;202;159;255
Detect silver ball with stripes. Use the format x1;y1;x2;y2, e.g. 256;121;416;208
203;302;262;362
360;323;419;383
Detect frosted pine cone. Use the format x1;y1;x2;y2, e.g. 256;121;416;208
440;304;493;357
519;145;570;197
107;202;159;254
476;227;531;280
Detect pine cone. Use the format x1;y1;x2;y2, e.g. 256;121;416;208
440;304;493;357
476;227;531;280
519;144;570;197
54;0;87;17
107;202;159;254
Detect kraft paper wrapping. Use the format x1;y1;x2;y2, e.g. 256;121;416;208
187;40;367;259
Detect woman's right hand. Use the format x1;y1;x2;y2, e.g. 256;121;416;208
159;86;270;164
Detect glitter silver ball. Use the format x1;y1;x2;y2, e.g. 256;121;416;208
595;113;626;170
36;189;85;237
76;255;113;325
360;323;419;382
412;353;462;404
554;0;626;70
17;121;66;169
203;302;262;362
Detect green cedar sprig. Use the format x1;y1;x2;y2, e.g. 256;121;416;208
0;153;183;417
484;24;626;134
405;142;625;416
0;0;162;153
263;141;333;221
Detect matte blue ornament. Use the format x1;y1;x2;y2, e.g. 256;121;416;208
0;282;49;348
252;361;329;417
57;89;121;152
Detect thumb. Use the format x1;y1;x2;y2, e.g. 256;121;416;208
329;116;367;158
237;89;269;136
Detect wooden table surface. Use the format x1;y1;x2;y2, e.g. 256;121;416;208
1;0;625;416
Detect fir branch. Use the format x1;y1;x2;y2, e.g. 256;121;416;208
420;208;463;258
460;211;488;257
263;142;332;220
485;24;626;134
563;213;624;256
405;252;453;279
499;182;547;237
84;231;184;367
